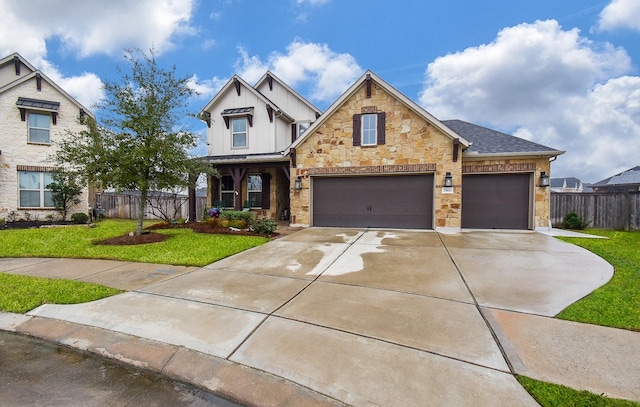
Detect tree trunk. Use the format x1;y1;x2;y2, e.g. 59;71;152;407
137;189;147;235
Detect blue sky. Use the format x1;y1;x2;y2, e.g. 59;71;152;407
1;0;639;183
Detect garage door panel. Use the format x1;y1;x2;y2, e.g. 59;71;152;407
313;175;433;229
462;174;530;229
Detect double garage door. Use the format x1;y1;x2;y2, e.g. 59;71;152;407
312;175;433;229
311;173;532;230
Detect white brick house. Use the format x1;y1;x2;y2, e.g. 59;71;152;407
0;53;94;221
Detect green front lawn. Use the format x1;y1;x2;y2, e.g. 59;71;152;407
518;376;639;407
556;230;640;331
0;219;269;266
0;273;123;313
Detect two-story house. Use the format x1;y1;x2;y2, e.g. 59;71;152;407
0;53;94;221
202;70;563;231
199;72;320;220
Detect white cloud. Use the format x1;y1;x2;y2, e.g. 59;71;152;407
267;40;362;102
597;0;640;32
189;40;361;105
419;19;639;182
0;0;197;110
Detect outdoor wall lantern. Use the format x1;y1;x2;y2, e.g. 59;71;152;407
539;171;550;187
294;176;303;190
444;172;453;188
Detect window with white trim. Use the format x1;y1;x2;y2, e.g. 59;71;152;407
19;171;54;208
362;114;377;146
297;122;310;138
247;175;262;207
232;118;247;148
28;113;51;143
220;176;234;208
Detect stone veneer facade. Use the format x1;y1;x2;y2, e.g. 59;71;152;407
0;77;90;220
290;81;463;230
290;81;554;231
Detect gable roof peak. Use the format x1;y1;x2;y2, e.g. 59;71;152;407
289;69;470;150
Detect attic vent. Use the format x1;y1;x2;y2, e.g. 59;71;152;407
13;55;20;75
233;78;241;96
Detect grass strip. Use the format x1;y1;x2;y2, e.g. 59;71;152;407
517;376;639;406
0;273;123;313
556;230;640;331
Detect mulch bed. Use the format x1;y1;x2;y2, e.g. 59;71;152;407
95;221;278;246
96;232;169;246
146;221;279;238
2;220;76;230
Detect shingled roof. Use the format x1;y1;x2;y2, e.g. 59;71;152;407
591;166;640;187
442;119;563;157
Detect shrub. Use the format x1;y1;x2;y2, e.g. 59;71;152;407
251;218;278;234
207;218;222;227
220;210;254;224
6;211;18;222
228;219;247;229
71;212;89;224
563;212;590;230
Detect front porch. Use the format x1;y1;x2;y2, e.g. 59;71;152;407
207;159;291;221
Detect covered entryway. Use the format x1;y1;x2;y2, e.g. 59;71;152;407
312;174;433;229
461;173;531;229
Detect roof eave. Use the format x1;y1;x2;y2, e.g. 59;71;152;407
462;150;565;160
204;153;289;165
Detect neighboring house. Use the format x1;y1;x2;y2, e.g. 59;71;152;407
550;177;585;193
0;53;94;220
591;166;640;194
200;71;320;220
202;70;564;231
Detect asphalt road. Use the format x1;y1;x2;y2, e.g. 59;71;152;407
0;331;240;407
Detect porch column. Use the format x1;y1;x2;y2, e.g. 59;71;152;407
229;167;247;210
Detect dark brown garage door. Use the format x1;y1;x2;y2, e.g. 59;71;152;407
312;175;433;229
462;173;531;229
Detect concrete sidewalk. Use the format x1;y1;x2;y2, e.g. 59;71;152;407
1;229;638;406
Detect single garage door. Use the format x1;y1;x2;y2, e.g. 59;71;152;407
312;175;433;229
462;173;531;229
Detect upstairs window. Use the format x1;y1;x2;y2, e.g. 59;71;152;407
362;114;377;146
297;122;310;138
353;111;385;147
28;113;51;143
19;171;54;208
232;118;247;148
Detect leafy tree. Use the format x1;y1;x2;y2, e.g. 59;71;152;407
53;48;212;235
47;170;83;221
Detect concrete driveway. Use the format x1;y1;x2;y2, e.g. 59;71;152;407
4;228;637;405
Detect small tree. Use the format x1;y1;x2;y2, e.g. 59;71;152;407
47;170;83;221
53;48;213;235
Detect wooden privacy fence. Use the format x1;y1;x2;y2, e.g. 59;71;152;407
551;193;640;231
95;193;208;221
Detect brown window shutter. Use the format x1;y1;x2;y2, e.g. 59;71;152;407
377;112;386;145
291;123;297;143
353;114;361;146
261;173;271;209
291;148;297;167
